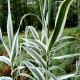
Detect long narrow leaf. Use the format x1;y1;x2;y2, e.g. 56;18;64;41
53;53;80;59
0;77;12;80
11;66;25;75
38;67;57;80
0;56;11;66
25;26;39;39
49;0;73;51
2;41;11;57
19;73;35;80
0;27;11;57
0;28;3;41
23;61;45;80
57;73;76;80
11;28;19;63
20;14;42;26
7;0;13;49
56;36;75;43
49;66;66;73
22;46;46;68
48;0;52;36
25;26;29;38
50;42;71;52
22;38;46;53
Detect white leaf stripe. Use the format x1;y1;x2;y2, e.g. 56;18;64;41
0;56;11;66
22;46;46;68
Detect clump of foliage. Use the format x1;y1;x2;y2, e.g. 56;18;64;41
0;0;80;80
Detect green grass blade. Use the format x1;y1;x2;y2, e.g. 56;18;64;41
0;56;11;66
22;46;46;68
49;0;73;51
7;0;13;49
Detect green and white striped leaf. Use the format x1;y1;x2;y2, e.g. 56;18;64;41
20;14;42;26
49;0;73;51
25;26;29;38
22;46;46;68
23;61;45;80
38;67;57;80
39;0;43;19
0;77;12;80
57;36;75;42
19;73;35;80
0;56;11;66
43;0;46;20
57;73;76;80
50;42;71;52
11;28;19;63
21;42;32;47
2;40;11;57
41;28;45;42
49;66;65;73
22;38;46;53
48;0;52;34
53;53;80;59
0;27;10;57
0;28;3;41
25;26;39;40
11;66;25;75
7;0;13;49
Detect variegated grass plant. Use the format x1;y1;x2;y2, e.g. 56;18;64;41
0;0;80;80
0;0;21;80
20;0;80;80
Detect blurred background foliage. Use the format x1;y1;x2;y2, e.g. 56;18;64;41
0;0;80;32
